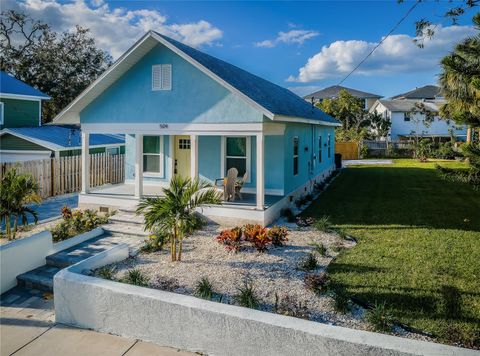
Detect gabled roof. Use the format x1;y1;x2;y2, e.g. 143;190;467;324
55;32;340;126
0;125;124;151
0;71;50;100
392;85;441;100
373;99;443;113
304;85;382;100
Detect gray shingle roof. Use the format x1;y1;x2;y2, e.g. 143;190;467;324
392;85;441;100
156;33;339;125
377;99;443;112
304;85;382;100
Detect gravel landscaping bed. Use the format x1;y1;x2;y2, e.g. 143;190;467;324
0;218;61;245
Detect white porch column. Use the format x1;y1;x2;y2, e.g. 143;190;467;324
190;134;198;180
135;134;143;198
81;131;89;194
256;133;265;210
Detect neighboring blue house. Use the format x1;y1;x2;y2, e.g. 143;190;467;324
55;31;340;224
0;71;125;162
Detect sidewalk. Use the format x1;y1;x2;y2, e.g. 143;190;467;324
0;287;193;356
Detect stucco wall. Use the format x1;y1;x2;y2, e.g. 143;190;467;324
80;44;264;125
55;250;476;356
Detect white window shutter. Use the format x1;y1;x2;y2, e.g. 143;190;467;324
161;64;172;90
152;65;162;91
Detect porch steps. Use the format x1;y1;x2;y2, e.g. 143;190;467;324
16;265;61;292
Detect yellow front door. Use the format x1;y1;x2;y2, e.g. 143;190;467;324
174;135;191;178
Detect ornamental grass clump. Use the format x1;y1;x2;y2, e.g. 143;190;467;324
314;215;331;232
367;301;392;332
309;241;327;256
122;269;149;287
194;277;215;300
96;266;116;280
234;278;259;309
330;285;350;313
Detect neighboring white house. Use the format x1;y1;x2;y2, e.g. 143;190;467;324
369;86;467;141
304;85;382;110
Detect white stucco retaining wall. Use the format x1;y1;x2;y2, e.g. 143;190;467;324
0;227;104;294
54;247;476;356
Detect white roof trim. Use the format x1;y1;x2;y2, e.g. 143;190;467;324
54;32;279;124
0;93;49;101
0;129;124;151
273;115;342;127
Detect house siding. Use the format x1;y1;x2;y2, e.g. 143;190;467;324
80;44;264;125
0;133;48;151
0;98;40;129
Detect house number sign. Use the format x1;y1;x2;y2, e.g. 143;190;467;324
159;124;169;129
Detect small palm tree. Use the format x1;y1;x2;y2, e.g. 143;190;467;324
136;176;222;261
0;168;41;239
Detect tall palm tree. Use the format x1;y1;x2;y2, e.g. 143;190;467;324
439;12;480;139
0;168;41;239
136;176;222;261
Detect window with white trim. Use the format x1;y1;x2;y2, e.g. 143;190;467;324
318;135;322;163
152;64;172;91
143;136;164;176
0;102;4;125
293;136;299;176
327;134;331;159
404;112;411;122
225;137;249;177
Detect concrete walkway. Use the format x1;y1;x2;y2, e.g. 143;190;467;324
1;287;193;356
343;159;393;167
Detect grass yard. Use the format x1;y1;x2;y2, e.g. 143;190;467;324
302;159;480;348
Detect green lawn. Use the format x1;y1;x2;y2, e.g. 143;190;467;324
302;159;480;348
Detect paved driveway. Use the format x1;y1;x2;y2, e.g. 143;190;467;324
0;287;193;356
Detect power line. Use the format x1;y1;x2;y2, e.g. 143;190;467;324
337;0;421;86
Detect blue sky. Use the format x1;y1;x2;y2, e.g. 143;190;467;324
9;0;478;98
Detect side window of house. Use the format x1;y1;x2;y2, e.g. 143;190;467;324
143;136;163;175
404;112;411;122
327;134;331;159
226;137;247;177
293;136;299;176
152;64;172;91
0;102;4;125
318;135;322;163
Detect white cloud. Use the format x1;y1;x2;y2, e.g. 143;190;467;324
8;0;223;59
254;29;319;48
288;25;475;82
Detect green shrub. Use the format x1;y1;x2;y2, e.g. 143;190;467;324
141;230;169;252
298;252;318;271
50;208;111;242
330;285;350;313
268;226;288;246
96;266;115;280
367;301;392;332
304;272;328;294
122;269;149;287
314;216;331;232
336;229;348;240
234;279;259;309
194;277;215;300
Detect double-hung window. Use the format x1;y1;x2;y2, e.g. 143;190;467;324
152;64;172;91
225;137;248;177
293;136;299;176
318;135;322;163
327;134;331;159
143;136;164;176
403;113;411;122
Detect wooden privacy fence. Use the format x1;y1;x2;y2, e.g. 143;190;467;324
335;141;359;160
0;153;125;198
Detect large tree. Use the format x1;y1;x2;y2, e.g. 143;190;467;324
0;10;112;122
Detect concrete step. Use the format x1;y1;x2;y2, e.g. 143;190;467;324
108;213;144;226
103;224;149;238
16;265;61;292
46;233;120;268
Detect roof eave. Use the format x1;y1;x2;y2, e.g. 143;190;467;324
272;114;342;127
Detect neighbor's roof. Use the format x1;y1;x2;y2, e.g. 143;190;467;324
55;32;340;126
0;71;50;99
375;99;444;113
1;125;124;151
304;85;382;100
392;85;441;100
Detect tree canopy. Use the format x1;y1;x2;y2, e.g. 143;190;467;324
0;10;112;122
439;12;480;128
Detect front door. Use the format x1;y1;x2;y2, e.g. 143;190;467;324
174;135;191;178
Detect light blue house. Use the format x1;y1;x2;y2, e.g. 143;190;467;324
55;31;340;224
